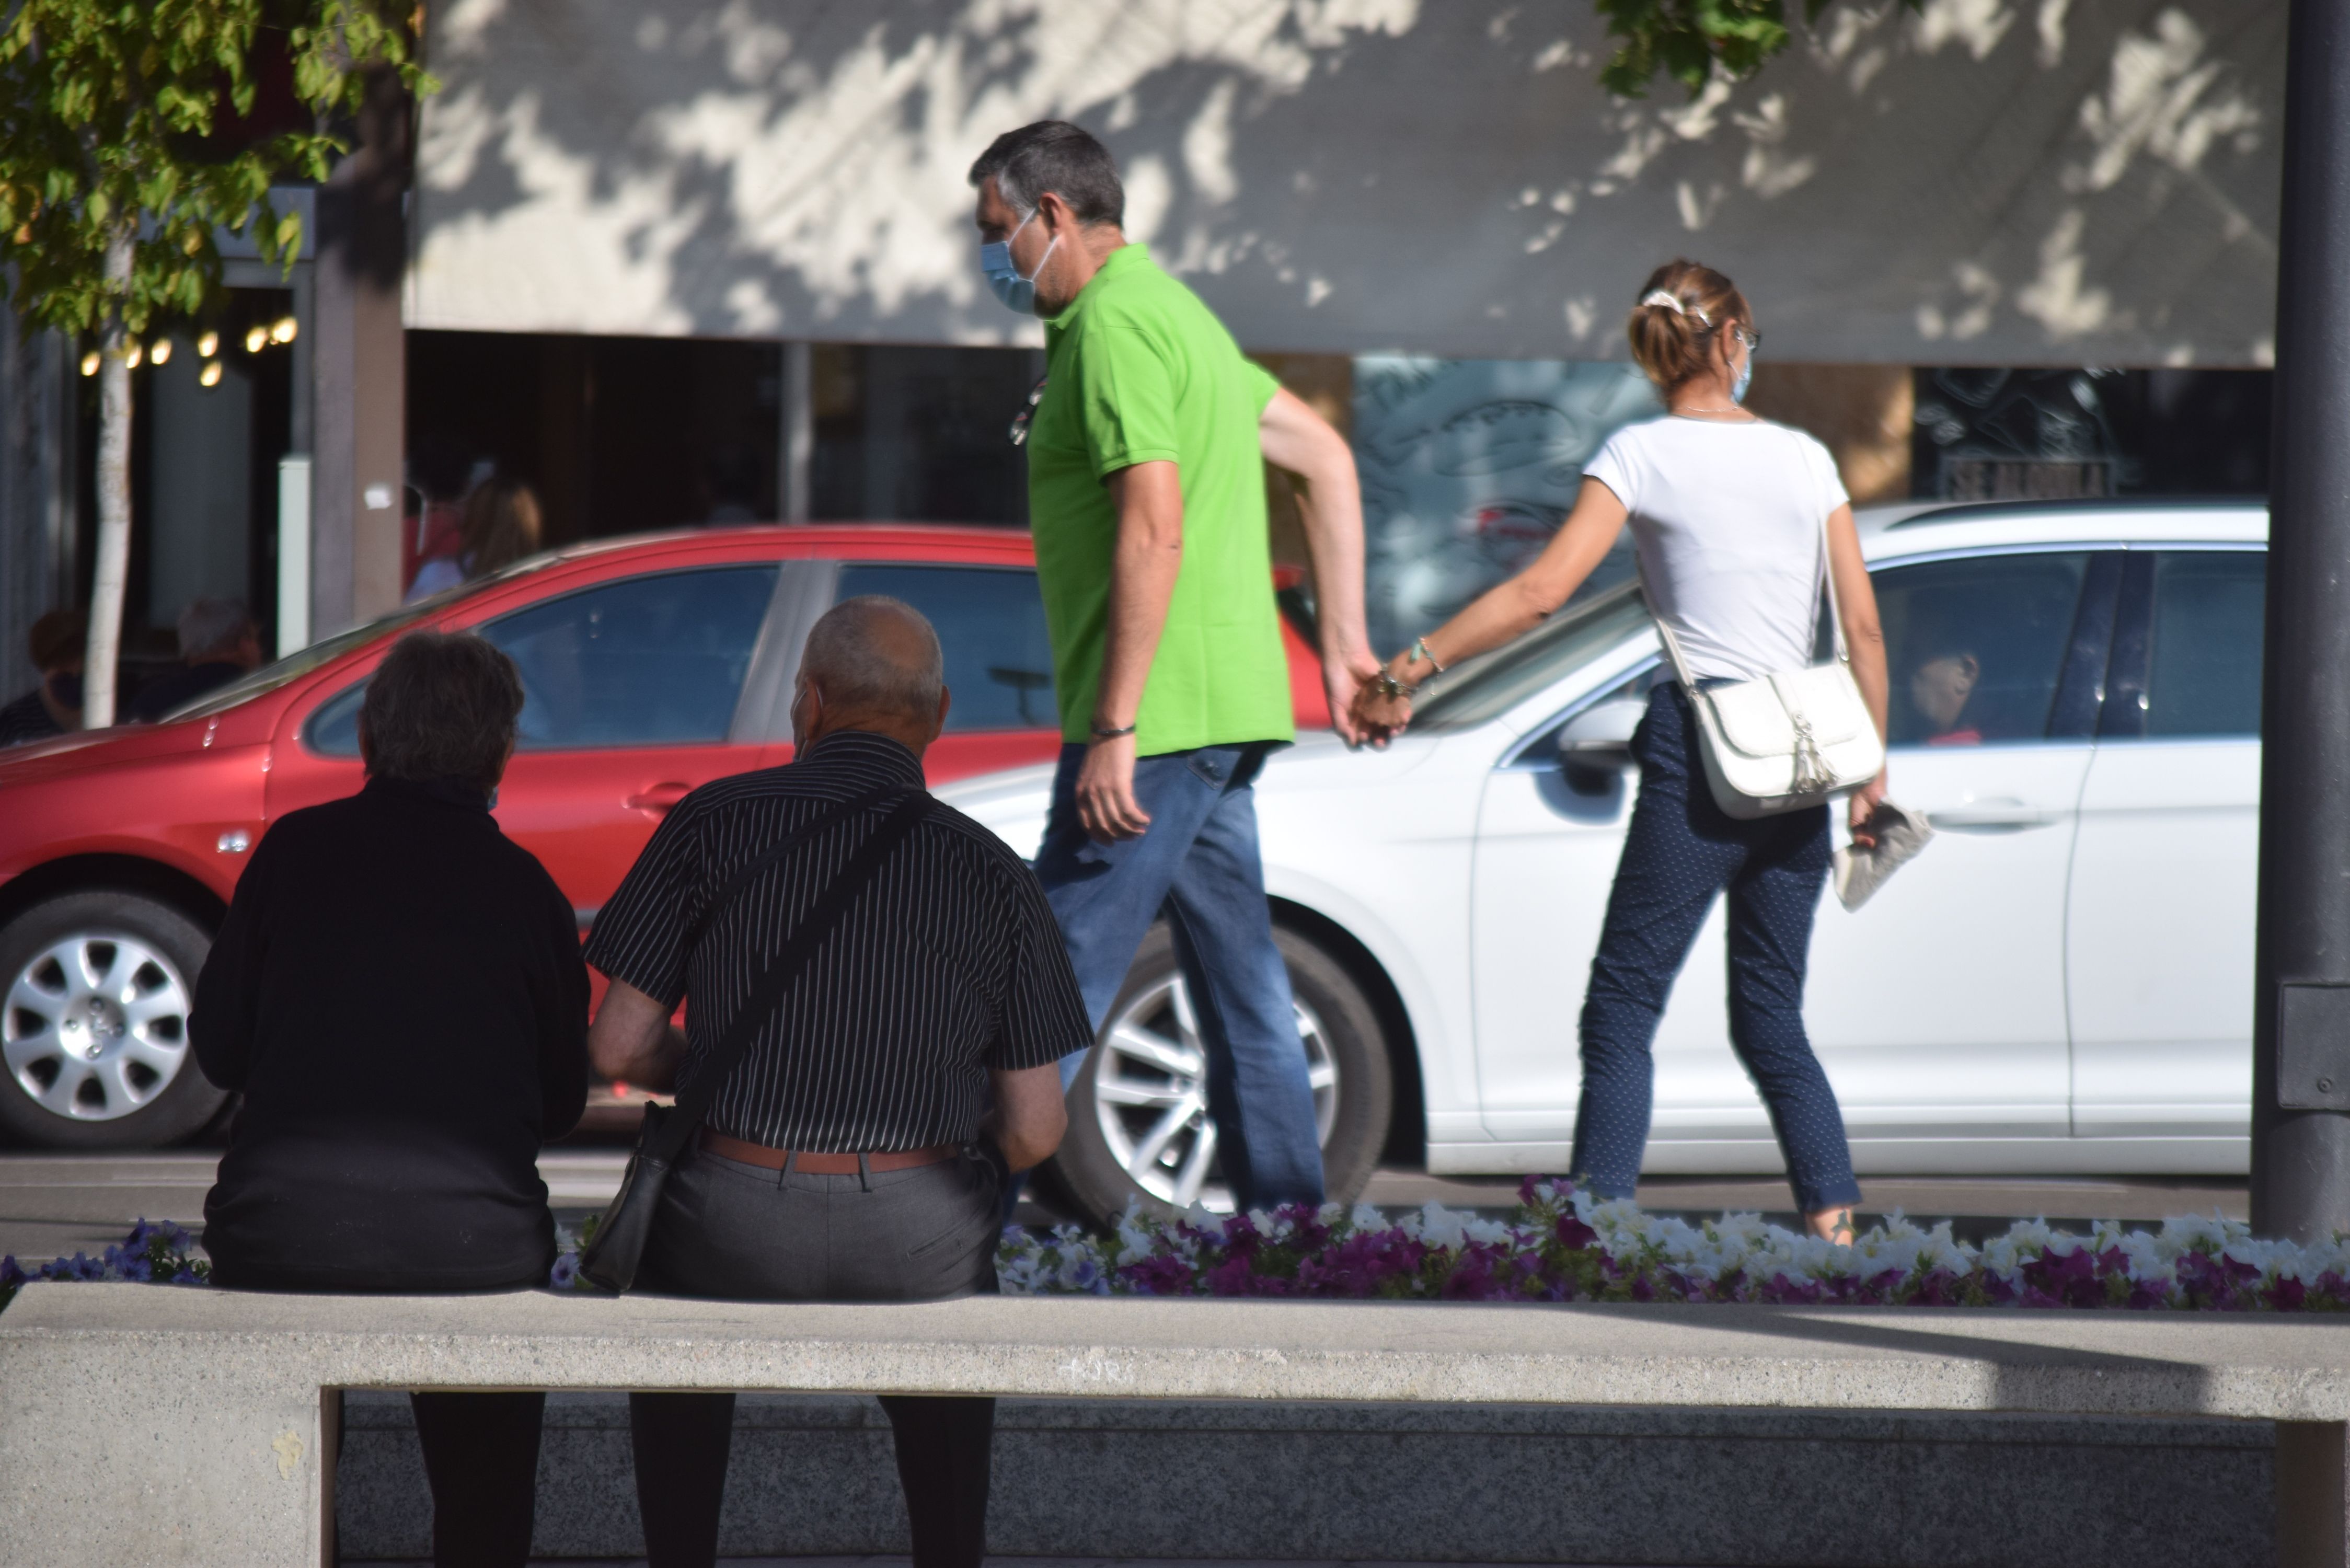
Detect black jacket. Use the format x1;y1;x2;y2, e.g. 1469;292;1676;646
193;776;589;1290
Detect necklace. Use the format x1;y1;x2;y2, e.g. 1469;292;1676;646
1673;405;1752;419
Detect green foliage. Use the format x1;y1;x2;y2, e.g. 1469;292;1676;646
0;1;435;338
1594;0;1920;99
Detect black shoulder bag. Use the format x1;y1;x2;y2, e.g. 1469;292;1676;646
578;785;928;1293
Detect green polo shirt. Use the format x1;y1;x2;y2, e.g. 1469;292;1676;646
1026;244;1293;754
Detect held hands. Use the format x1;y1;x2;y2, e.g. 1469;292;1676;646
1324;648;1385;747
1076;731;1152;844
1351;636;1445;748
1350;676;1413;748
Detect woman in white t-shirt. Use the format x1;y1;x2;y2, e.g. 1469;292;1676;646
1352;261;1890;1243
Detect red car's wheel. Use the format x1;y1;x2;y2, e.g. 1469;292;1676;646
0;891;229;1149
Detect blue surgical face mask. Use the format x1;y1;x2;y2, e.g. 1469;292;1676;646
981;209;1058;317
1731;332;1755;405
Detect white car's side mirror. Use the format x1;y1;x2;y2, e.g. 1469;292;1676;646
1555;696;1650;768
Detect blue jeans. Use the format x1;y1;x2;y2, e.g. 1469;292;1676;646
1572;685;1861;1215
1032;742;1326;1211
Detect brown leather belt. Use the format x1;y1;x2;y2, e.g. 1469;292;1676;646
699;1128;960;1174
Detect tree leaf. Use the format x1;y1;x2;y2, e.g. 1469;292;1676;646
1591;0;1921;99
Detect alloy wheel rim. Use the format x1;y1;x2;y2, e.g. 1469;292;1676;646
1093;972;1338;1211
3;933;193;1121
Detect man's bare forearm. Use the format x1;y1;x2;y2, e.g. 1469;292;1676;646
587;980;685;1091
1292;459;1370;667
986;1064;1069;1171
1098;461;1184;727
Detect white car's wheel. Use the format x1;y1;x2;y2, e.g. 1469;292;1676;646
0;892;228;1148
1046;923;1391;1223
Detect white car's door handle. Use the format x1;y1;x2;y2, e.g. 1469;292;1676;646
1928;801;2064;832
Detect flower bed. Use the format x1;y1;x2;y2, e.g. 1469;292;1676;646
8;1181;2347;1314
996;1178;2350;1310
0;1219;208;1311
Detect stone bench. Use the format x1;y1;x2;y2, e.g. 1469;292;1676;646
6;1283;2350;1566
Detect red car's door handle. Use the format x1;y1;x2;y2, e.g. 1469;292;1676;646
625;782;693;815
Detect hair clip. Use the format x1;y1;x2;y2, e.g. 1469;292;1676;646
1638;289;1710;326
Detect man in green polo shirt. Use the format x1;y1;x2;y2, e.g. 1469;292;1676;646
970;121;1376;1216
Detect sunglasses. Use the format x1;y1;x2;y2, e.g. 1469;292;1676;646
1008;376;1048;447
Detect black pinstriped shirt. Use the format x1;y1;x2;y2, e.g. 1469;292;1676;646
583;730;1088;1150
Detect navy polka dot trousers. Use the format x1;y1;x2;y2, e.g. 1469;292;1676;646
1570;683;1863;1216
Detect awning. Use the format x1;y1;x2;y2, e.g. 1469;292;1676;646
410;0;2280;366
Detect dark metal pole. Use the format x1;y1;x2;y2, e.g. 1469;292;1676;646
2254;0;2350;1244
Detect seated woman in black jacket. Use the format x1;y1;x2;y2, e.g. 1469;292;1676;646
193;629;586;1568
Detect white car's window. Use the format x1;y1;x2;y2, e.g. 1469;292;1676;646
1873;553;2091;747
1411;584;1652;731
2139;551;2264;739
835;564;1056;732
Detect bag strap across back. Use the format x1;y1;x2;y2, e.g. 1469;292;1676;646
1641;499;1849;691
647;787;930;1166
679;782;911;954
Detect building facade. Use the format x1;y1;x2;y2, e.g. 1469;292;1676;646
0;0;2284;695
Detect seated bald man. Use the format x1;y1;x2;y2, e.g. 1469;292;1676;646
585;595;1087;1568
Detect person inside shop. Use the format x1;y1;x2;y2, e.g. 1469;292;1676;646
405;432;477;598
126;598;264;722
0;608;87;746
407;476;545;602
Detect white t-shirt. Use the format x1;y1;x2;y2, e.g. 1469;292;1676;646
1581;416;1849;683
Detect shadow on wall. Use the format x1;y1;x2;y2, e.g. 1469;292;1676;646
410;0;2283;366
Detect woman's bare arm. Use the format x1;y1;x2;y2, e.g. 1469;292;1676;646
1352;477;1629;742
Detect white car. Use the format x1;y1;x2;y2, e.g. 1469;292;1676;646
943;500;2266;1217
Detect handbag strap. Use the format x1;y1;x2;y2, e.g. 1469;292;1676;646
1815;502;1851;667
647;789;931;1165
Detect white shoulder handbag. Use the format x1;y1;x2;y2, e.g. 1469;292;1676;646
1642;512;1885;820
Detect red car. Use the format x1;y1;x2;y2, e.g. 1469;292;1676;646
0;525;1331;1149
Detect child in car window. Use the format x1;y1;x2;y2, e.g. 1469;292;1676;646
1909;645;1983;745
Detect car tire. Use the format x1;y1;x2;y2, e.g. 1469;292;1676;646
0;891;228;1149
1044;921;1392;1226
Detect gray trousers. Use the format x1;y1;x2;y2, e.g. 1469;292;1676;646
630;1146;1003;1568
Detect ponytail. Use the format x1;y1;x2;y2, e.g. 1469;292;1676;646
1627;260;1748;394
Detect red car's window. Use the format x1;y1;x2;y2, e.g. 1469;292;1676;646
304;564;783;757
481;566;780;748
835;563;1057;732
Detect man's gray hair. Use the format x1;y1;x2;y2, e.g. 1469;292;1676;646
177;597;252;662
967;121;1124;227
800;596;944;718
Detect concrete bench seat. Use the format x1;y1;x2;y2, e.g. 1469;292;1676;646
7;1282;2350;1565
